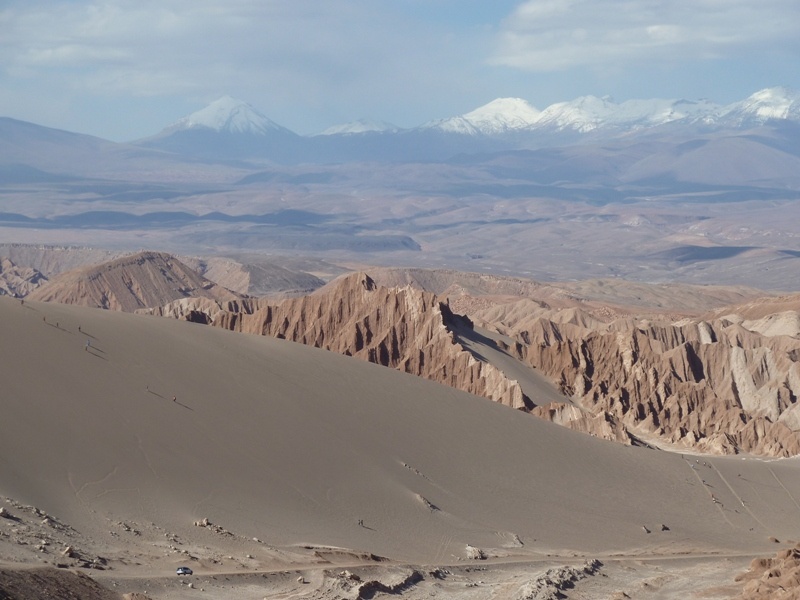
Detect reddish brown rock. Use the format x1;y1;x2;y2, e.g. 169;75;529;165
149;272;529;411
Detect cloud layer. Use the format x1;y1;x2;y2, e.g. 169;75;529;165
492;0;800;71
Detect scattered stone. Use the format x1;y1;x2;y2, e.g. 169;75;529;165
515;560;602;600
465;545;486;560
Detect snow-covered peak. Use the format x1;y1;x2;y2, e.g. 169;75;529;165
461;98;541;134
318;119;399;136
533;95;617;132
170;96;291;135
717;87;800;125
422;115;481;135
423;97;540;135
616;98;720;126
532;95;723;132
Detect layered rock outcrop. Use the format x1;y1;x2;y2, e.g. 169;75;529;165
508;312;800;456
148;272;529;410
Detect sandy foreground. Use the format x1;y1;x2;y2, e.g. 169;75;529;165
1;296;799;598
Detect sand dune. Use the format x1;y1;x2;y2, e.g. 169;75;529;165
3;296;800;597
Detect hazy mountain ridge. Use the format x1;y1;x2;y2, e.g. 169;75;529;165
147;87;800;140
126;86;800;163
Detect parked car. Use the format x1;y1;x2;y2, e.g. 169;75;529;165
176;566;193;576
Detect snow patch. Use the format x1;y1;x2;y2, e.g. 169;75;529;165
318;119;400;136
169;96;290;135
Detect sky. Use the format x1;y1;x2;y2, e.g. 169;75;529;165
1;0;799;141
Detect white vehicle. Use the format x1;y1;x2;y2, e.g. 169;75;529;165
176;566;193;576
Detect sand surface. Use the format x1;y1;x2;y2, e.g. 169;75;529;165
2;295;799;598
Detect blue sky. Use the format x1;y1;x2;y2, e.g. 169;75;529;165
2;0;799;141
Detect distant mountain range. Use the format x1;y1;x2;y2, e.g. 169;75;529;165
2;86;800;187
128;87;800;163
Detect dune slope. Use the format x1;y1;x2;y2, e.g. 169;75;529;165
2;296;799;576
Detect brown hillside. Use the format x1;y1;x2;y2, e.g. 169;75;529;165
27;251;242;311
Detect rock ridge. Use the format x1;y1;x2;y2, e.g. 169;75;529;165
512;312;800;456
147;272;530;410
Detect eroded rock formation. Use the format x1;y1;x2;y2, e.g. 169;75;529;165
148;272;529;410
507;309;800;456
0;257;47;297
732;543;800;599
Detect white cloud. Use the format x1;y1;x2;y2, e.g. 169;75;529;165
0;1;447;93
0;1;490;128
491;0;800;71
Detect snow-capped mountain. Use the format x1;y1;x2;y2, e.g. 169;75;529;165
164;95;293;136
511;87;800;133
136;96;302;162
421;95;727;136
318;119;399;136
129;86;800;163
423;98;541;135
716;87;800;127
533;95;723;132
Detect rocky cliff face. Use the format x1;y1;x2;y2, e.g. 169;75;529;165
0;257;47;297
148;272;529;410
508;310;800;456
28;251;242;311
